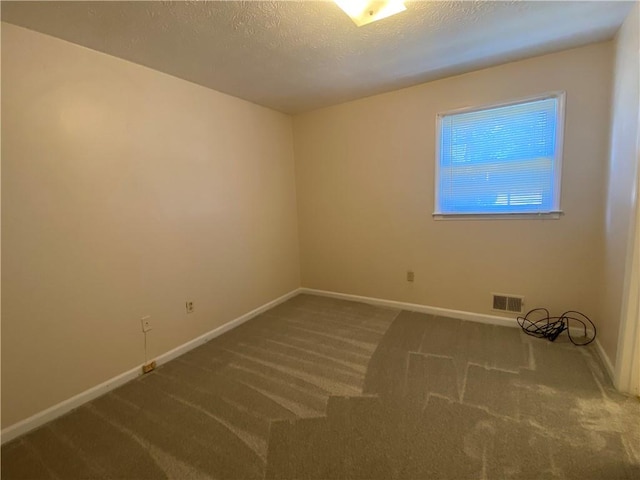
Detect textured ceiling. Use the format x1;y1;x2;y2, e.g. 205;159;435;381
1;1;634;114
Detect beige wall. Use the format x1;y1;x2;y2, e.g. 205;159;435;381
601;4;640;367
1;23;300;428
294;43;612;320
1;19;629;430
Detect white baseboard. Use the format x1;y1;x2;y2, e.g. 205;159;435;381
594;338;615;382
0;365;143;446
3;287;615;444
299;288;518;328
0;288;301;445
152;288;301;369
301;288;617;383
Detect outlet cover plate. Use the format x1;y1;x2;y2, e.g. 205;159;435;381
186;301;194;314
141;315;152;333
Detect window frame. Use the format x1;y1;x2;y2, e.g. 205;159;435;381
433;91;566;220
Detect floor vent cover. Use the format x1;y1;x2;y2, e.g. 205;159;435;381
492;293;524;313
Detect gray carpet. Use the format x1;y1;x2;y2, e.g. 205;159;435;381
2;294;639;479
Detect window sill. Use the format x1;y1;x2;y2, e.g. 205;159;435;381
432;211;563;221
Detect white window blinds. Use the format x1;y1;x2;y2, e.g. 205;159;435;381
436;94;564;216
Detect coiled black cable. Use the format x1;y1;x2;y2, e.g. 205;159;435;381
516;308;596;346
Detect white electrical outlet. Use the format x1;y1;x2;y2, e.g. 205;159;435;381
141;315;152;333
186;301;194;314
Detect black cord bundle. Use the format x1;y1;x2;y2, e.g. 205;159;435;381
516;308;596;346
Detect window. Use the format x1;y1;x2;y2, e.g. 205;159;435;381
434;92;565;218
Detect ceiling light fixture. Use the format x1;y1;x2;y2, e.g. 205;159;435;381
335;0;407;27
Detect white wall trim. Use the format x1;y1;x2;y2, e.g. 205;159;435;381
152;288;301;369
595;338;616;382
613;23;640;395
301;288;614;380
3;286;616;444
0;364;141;446
0;288;301;445
299;288;519;328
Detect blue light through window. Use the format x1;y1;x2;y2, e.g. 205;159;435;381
436;94;564;216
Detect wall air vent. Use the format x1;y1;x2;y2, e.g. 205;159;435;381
492;293;524;313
